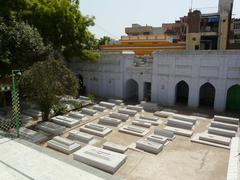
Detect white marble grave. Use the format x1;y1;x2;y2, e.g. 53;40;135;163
36;121;65;135
68;130;94;143
103;142;128;153
136;139;163;154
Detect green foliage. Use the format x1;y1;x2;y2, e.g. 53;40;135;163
98;36;112;47
88;94;95;103
71;101;82;110
52;103;67;116
0;19;53;76
20;59;79;120
0;0;99;61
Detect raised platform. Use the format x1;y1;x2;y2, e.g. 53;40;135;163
68;130;94;143
210;121;238;131
199;132;231;146
132;120;151;128
73;145;127;174
167;118;194;130
140;101;159;112
154;128;176;140
103;142;128;153
68;111;86;119
109;112;129;121
119;125;150;137
99;101;116;109
18;127;48;144
108;99;124;106
164;126;193;137
172;114;197;124
47;136;81;154
51;116;80;127
22;109;42;119
214;115;239;125
36;121;65;135
127;105;143;112
118;108;138;116
208;127;236;138
136;139;163;154
147;134;168;144
92;105;107;112
80;123;112;137
154;111;174;118
98;117;122;126
81;108;97;116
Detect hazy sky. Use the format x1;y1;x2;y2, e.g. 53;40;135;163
80;0;240;39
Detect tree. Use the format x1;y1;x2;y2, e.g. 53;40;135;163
20;59;79;121
0;0;99;61
0;19;53;76
98;36;112;47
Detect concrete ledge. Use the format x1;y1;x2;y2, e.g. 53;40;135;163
164;126;193;137
147;134;168;144
118;108;137;116
73;145;127;174
127;105;143;112
119;125;150;137
80;123;112;137
109;112;129;121
211;121;238;131
68;130;94;143
47;136;81;154
99;101;116;109
172;114;197;124
214;115;239;125
199;132;231;146
132;120;151;128
99;117;122;126
154;128;175;140
93;105;107;112
167;118;194;130
81;108;97;116
103;142;128;153
36;121;65;135
136;139;163;154
208;127;236;138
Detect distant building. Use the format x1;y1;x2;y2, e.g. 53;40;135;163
229;18;240;49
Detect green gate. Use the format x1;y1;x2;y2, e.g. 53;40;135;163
226;85;240;111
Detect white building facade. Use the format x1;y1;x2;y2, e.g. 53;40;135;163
69;50;240;112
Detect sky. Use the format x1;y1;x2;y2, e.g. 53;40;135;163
80;0;240;39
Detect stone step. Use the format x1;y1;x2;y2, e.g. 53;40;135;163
136;139;163;154
147;134;168;144
118;108;138;116
214;115;239;125
208;127;236;138
92;105;107;112
164;126;193;137
47;136;81;154
68;130;94;143
81;108;97;116
127;105;143;112
109;112;129;121
199;133;231;146
211;121;238;131
167;118;194;130
172;114;197;124
98;117;122;126
154;127;175;140
132;120;151;128
103;142;128;153
73;145;127;174
99;101;116;109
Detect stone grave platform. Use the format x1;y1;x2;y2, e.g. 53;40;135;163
214;115;239;125
136;139;163;154
132;120;151;128
23;109;42;119
73;145;127;174
99;101;116;109
164;126;193;137
126;105;143;112
18;127;48;144
118;108;138;116
51;116;80;127
208;127;236;138
80;123;112;137
98;117;122;126
119;125;150;137
154;128;176;140
172;114;197;124
103;142;128;153
140;101;159;112
109;112;129;121
108;99;124;106
47;136;81;154
147;134;168;145
68;130;94;143
36;121;65;135
81;108;97;116
68;111;86;119
167;118;194;130
210;121;238;131
154;111;174;118
93;105;107;112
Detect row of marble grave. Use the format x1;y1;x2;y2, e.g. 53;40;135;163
191;115;239;149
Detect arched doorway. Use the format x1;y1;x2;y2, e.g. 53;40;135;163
226;85;240;112
199;82;215;108
125;79;139;101
175;81;189;105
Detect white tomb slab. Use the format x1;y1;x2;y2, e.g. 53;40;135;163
210;121;238;131
118;108;137;116
80;123;112;137
199;132;231;146
147;134;168;144
20;115;33;123
18;127;48;144
154;128;175;140
47;136;81;154
103;142;128;153
81;108;97;116
154;111;174;118
23;109;42;119
68;111;85;119
73;145;127;174
214;115;239;125
164;126;193;137
137;118;161;126
136;139;163;154
99;101;116;109
36;121;65;135
167;118;194;130
98;117;122;126
119;125;150;137
127;105;143;112
140;101;159;112
132;120;151;128
208;127;236;138
92;105;107;112
140;115;159;122
68;130;94;143
79;96;90;101
108;99;124;106
51;116;80;127
172;114;197;124
109;112;129;121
